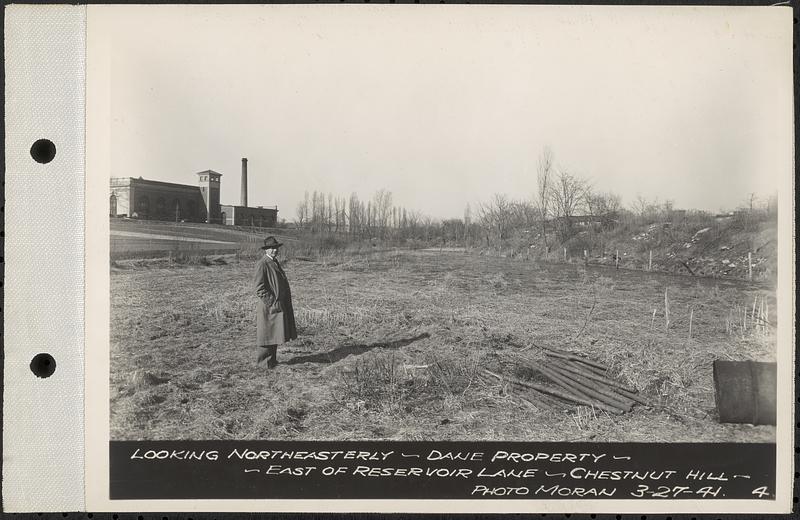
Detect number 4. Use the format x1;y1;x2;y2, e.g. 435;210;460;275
751;486;770;498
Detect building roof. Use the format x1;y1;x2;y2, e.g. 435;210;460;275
196;170;222;177
110;177;201;191
220;204;278;211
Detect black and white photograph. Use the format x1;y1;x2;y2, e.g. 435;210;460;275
86;3;793;510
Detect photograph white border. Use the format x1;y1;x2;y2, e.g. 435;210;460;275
83;4;795;513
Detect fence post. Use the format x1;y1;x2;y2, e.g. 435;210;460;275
648;250;653;271
615;249;619;269
583;249;588;265
563;247;567;262
748;252;753;281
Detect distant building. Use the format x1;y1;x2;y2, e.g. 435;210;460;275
220;205;278;227
110;176;210;223
110;158;278;226
669;209;687;221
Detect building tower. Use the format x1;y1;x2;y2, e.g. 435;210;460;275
241;158;248;207
197;170;222;223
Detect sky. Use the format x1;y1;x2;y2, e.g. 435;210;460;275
92;5;792;220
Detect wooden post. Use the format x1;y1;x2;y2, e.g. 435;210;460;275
650;309;657;331
563;247;567;262
648;250;653;271
647;309;657;349
688;308;694;338
748;252;753;281
742;307;746;336
615;249;619;269
583;249;588;265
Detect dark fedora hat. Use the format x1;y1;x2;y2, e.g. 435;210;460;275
260;236;284;249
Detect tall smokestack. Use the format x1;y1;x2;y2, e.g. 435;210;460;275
241;157;248;207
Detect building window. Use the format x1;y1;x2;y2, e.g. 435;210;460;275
187;200;197;218
173;199;181;220
136;196;150;215
109;193;117;216
156;197;167;216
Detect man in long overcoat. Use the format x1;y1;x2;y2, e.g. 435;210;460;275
253;236;297;369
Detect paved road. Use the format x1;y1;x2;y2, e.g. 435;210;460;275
111;229;236;245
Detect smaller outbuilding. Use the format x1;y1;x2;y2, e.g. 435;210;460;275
220;205;278;227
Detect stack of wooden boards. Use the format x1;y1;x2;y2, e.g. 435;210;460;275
481;345;649;414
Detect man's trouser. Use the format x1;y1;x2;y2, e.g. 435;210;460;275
255;344;278;368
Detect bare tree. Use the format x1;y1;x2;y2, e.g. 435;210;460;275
339;196;348;232
441;218;465;245
478;193;514;242
510;200;538;228
326;193;334;232
420;214;433;241
333;196;340;232
537;147;554;248
366;201;373;237
348;192;360;236
585;191;622;226
463;203;472;245
631;194;648;218
550;171;589;238
372;189;393;238
631;194;663;223
295;191;310;228
406;210;421;237
320;193;328;232
311;190;320;232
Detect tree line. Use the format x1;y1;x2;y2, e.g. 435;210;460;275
293;148;776;247
295;189;439;240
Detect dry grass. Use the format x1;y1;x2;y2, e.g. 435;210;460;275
110;250;776;442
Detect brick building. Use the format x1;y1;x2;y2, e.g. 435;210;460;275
110;176;210;222
220;204;278;227
110;159;278;226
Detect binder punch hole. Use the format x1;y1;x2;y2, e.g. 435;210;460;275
30;139;56;164
30;353;56;378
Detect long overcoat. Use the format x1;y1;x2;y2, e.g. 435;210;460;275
253;255;297;346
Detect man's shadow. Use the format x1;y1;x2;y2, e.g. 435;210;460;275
285;332;431;365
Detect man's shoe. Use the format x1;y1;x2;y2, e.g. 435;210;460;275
267;346;278;369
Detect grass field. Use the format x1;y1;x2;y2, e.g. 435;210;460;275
110;250;776;442
110;219;298;259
